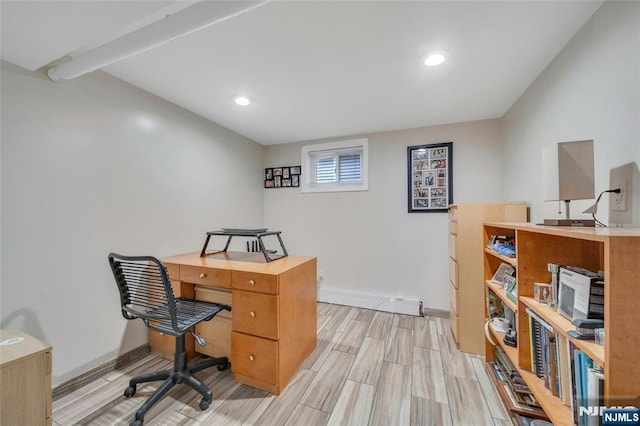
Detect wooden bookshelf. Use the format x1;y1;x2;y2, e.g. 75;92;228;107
482;222;640;422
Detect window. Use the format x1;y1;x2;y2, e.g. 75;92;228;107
301;138;368;193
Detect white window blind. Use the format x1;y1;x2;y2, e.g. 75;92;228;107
301;138;368;193
338;153;362;182
310;147;363;184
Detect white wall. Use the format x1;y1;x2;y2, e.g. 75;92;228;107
264;119;505;311
501;1;640;225
0;61;265;385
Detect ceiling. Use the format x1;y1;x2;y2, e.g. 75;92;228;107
1;1;603;145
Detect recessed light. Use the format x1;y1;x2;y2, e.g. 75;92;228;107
234;95;252;106
424;52;446;67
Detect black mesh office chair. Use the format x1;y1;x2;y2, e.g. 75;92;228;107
108;253;231;426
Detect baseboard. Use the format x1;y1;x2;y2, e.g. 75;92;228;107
318;287;422;316
52;344;150;400
422;307;450;319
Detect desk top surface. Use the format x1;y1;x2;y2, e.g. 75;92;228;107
163;251;315;274
0;329;51;367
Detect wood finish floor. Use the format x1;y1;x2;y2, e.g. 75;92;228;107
53;303;511;425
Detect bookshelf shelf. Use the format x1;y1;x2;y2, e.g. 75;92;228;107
519;369;574;426
482;222;640;423
520;297;605;366
484;248;517;266
486;280;517;313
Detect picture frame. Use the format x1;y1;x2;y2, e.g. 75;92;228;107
407;142;453;212
265;166;301;188
506;276;518;303
491;262;515;286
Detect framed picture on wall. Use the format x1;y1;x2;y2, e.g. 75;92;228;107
407;142;453;212
265;166;301;188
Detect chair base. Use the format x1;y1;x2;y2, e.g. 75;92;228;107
124;335;229;426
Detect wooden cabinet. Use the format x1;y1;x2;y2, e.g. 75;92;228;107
0;329;52;426
447;202;527;355
149;252;317;395
482;222;640;425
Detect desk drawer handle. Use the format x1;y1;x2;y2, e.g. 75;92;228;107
199;273;206;279
250;311;255;318
248;279;255;286
249;355;255;361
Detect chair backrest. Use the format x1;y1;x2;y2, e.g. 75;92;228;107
108;253;178;331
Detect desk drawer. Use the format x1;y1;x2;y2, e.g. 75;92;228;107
195;286;232;319
232;271;277;294
231;332;277;385
181;265;231;288
196;316;231;359
232;291;278;340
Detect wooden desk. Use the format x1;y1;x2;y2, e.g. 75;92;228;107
148;251;317;394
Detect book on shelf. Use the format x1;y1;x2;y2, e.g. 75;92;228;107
586;366;604;426
511;412;547;426
526;307;605;424
494;348;537;399
526;308;551;379
502;383;548;419
547;332;559;397
527;308;563;399
485;362;548;420
487;235;516;257
565;336;602;426
556;333;572;407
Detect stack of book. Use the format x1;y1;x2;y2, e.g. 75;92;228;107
570;342;604;426
487;234;516;257
486;347;548;420
527;308;604;426
528;308;562;398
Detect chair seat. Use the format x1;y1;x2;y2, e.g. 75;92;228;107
146;298;222;335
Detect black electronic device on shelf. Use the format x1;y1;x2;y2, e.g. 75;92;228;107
504;329;517;347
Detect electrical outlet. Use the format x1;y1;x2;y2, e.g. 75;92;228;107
612;181;628;211
609;162;637;226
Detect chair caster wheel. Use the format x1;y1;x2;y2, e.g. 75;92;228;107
124;385;136;397
217;361;229;371
199;399;211;410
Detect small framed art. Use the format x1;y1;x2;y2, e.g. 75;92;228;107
407;142;453;212
491;262;515;286
265;166;301;188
